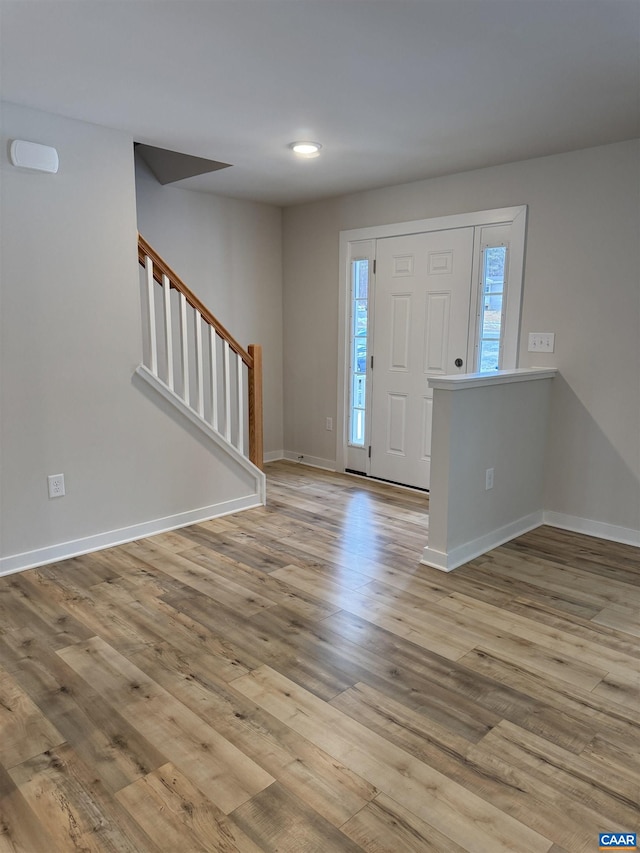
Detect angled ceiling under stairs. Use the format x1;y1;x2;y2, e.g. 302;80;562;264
135;143;231;186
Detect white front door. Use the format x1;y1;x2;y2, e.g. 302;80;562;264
370;227;474;489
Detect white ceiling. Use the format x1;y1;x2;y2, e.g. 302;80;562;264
1;0;638;206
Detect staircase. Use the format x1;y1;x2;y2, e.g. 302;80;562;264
136;234;265;502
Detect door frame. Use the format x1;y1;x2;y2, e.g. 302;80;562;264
336;205;528;475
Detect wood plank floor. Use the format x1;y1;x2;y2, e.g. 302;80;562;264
1;460;639;852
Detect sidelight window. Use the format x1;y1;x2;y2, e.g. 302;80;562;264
349;259;369;446
477;244;508;371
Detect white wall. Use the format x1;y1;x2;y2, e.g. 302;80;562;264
282;140;640;536
0;103;260;572
135;157;284;457
424;373;554;571
2;105;636;572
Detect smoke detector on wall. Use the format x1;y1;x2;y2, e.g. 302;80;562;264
10;139;59;173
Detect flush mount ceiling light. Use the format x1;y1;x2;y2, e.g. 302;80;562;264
289;141;322;158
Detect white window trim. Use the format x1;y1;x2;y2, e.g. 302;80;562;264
336;205;527;474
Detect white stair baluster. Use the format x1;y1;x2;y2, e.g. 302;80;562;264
145;256;158;375
223;340;231;442
210;325;218;432
236;352;244;452
138;237;263;472
179;292;188;403
162;273;174;390
195;311;204;417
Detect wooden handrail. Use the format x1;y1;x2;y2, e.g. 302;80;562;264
138;232;263;470
138;233;253;368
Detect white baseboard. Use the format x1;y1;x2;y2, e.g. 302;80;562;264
543;511;640;548
421;511;544;572
264;450;284;463
283;451;336;471
0;494;262;578
419;545;451;572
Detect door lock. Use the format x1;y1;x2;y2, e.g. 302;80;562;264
454;358;464;368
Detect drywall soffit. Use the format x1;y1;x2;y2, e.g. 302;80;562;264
135;143;232;185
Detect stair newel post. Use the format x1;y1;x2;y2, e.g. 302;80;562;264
248;344;263;470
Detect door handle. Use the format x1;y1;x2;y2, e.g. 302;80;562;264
454;358;464;368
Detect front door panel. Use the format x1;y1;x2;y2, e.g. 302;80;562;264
370;228;473;489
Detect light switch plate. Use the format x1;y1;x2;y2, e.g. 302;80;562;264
528;332;555;353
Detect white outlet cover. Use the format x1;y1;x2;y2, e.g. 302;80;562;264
47;473;65;498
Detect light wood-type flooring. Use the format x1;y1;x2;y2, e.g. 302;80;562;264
1;461;639;852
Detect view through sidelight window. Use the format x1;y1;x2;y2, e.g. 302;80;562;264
477;244;508;371
349;259;369;445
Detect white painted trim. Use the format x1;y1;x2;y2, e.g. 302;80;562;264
136;364;265;503
336;237;351;474
429;367;557;391
502;206;527;368
466;214;527;371
0;494;263;578
421;511;543;572
283;451;336;471
543;511;640;548
419;545;451;572
339;206;528;243
339;239;376;476
420;507;640;573
264;450;285;463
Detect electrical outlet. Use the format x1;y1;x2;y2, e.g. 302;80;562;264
326;417;333;431
528;332;555;353
485;468;494;490
48;473;65;498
